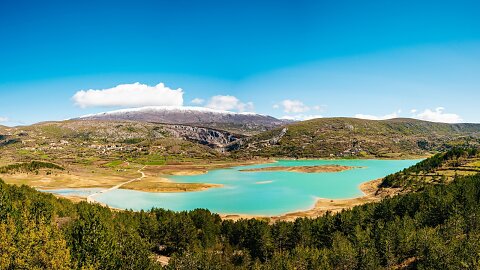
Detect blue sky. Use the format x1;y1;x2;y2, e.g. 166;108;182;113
1;0;479;125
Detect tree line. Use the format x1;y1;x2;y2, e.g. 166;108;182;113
0;161;64;174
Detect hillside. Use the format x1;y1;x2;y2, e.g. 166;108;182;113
0;120;239;165
229;117;480;158
380;147;480;191
76;106;285;135
2;148;480;269
2;117;480;193
0;120;252;191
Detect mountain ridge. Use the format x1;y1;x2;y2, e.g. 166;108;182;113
3;116;480;161
74;106;285;135
229;117;480;158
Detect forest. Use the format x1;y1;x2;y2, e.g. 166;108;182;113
0;161;64;174
1;148;480;269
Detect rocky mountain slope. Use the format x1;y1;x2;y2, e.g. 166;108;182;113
228;118;480;158
75;106;285;135
0;120;245;167
2;117;480;163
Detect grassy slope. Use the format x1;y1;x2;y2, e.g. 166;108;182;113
0;120;229;190
232;117;480;158
380;147;480;191
0;120;223;164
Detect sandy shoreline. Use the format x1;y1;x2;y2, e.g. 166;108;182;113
220;178;385;222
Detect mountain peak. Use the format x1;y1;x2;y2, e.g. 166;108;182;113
74;106;284;134
78;106;263;118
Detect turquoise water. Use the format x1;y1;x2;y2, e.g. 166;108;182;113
41;188;106;197
73;159;420;216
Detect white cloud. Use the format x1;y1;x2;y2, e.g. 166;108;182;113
0;116;8;123
354;108;462;123
276;100;325;120
278;99;310;113
414;107;462;123
191;98;205;105
281;114;323;121
205;95;254;112
72;82;184;108
355;110;400;120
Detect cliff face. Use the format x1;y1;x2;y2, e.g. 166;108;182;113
162;125;242;149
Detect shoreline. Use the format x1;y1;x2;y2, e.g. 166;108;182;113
220;178;385;222
51;177;390;222
46;157;408;221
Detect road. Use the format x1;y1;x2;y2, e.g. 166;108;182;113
86;165;146;203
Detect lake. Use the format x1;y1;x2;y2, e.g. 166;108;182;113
47;159;419;216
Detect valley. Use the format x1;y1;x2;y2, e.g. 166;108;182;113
1;111;480;269
3;2;480;268
2;110;480;217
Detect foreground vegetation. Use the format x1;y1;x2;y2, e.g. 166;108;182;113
2;148;480;269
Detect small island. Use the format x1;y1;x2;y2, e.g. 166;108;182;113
240;164;361;173
121;179;223;193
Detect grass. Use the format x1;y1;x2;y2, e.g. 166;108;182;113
467;160;480;167
105;160;125;167
380;149;480;190
1;168;138;189
233;118;480;158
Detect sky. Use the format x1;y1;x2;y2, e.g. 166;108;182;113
1;0;479;126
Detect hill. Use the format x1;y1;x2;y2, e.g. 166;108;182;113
0;120;240;164
228;117;480;158
0;120;252;191
75;106;285;135
380;147;480;191
2;117;480;193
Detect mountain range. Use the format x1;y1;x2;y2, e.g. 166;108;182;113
75;106;285;135
2;107;480;160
